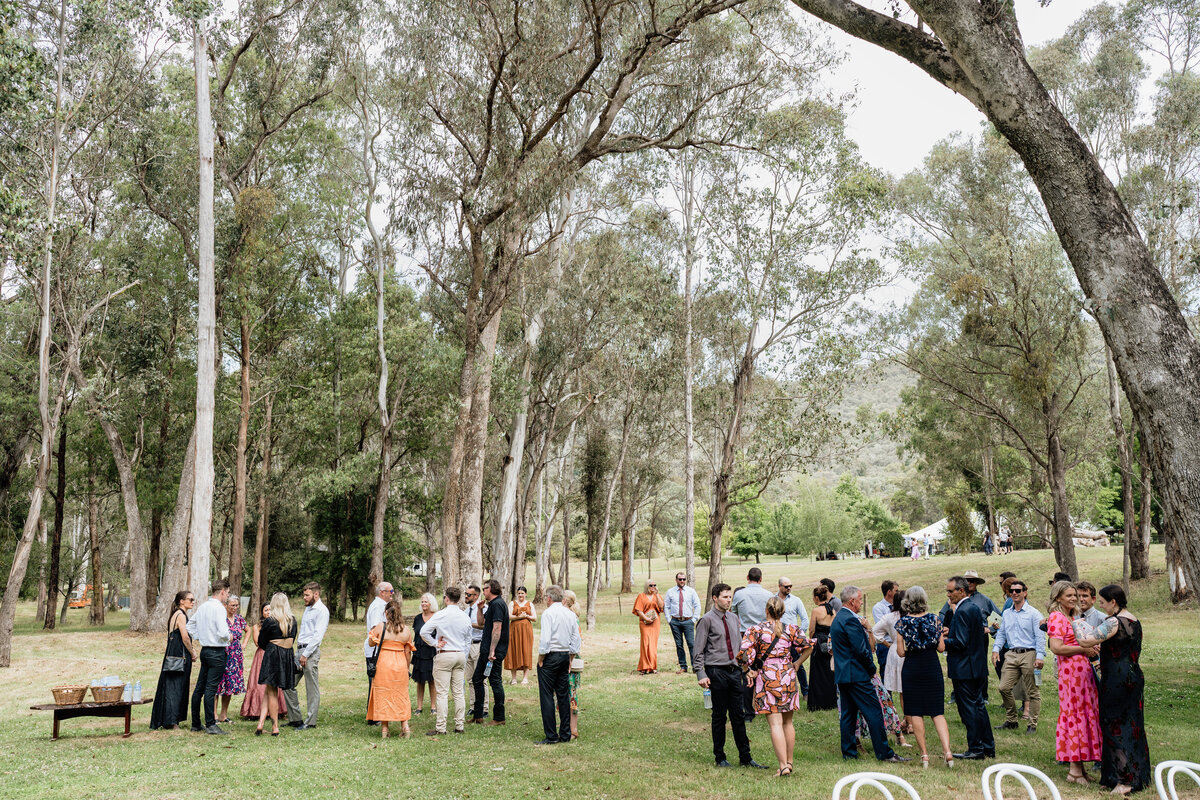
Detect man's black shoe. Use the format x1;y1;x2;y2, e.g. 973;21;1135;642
995;721;1020;730
535;737;559;745
1026;724;1037;734
882;755;911;763
715;760;734;768
741;760;770;769
190;726;204;733
288;721;304;728
954;752;989;760
204;725;229;735
295;723;316;731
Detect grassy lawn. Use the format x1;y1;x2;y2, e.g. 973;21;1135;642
3;546;1198;800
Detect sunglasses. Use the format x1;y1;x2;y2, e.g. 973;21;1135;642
648;584;657;587
1009;588;1026;594
780;585;792;589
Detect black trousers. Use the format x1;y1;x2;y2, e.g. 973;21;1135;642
191;646;225;729
708;665;753;765
838;679;895;761
952;677;996;755
472;654;506;721
537;652;571;742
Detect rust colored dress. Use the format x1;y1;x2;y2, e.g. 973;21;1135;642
366;628;416;723
633;592;665;672
504;601;534;671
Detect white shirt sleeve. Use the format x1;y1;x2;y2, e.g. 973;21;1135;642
302;603;330;657
421;613;440;648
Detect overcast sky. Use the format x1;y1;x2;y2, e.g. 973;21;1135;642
824;0;1099;179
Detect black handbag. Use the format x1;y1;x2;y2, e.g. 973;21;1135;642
749;631;783;672
366;625;384;678
163;613;187;672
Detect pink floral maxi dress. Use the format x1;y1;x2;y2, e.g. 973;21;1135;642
1048;611;1102;762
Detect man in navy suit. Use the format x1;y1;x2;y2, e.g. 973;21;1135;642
830;586;906;763
944;576;996;759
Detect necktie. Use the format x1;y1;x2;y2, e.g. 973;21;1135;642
720;613;735;660
679;591;684;618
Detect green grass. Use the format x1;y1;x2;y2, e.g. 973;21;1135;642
3;546;1198;800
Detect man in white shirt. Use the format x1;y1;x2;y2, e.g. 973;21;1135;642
364;581;394;725
664;572;702;674
285;582;329;730
536;584;582;745
187;578;231;734
420;585;474;735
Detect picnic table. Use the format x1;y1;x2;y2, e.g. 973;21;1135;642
29;697;153;740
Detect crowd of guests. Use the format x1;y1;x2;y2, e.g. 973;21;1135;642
145;563;1151;794
148;577;582;746
684;566;1150;793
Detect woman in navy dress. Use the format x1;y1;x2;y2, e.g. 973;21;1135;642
894;586;954;768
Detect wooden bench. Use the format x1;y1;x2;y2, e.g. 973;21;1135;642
29;698;153;740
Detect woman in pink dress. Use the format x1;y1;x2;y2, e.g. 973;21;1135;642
1046;581;1102;786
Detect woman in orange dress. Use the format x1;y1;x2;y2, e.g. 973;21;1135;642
505;586;536;684
633;581;665;674
366;599;416;738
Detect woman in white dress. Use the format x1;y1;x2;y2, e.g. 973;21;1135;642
872;592;909;734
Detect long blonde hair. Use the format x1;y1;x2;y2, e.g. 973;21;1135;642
269;592;294;633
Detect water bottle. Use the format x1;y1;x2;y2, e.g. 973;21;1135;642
122;682;132;702
484;659;493;678
703;688;713;709
1034;668;1042;686
132;680;142;702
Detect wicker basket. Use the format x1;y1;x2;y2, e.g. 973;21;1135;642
90;685;125;703
51;685;89;705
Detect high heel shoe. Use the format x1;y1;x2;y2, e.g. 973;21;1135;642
944;752;955;768
255;727;263;736
921;755;929;769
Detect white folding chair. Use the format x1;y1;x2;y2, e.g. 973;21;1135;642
1155;760;1200;800
981;763;1062;800
831;771;922;800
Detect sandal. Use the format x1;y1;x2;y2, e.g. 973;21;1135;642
921;755;929;769
781;766;792;777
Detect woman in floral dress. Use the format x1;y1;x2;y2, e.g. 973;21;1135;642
216;595;247;723
739;596;812;776
1046;581;1102;786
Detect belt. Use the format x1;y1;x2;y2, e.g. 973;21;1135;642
299;643;310;649
710;663;741;670
437;649;462;654
1009;647;1033;654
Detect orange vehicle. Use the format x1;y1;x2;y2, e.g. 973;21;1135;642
67;585;93;609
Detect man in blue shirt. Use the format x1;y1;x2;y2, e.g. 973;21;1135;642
871;580;898;674
664;572;702;674
991;580;1045;734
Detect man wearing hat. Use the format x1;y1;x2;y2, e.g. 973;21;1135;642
939;570;1000;631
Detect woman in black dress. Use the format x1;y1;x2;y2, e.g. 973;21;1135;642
150;591;195;730
411;593;438;715
806;586;838;711
1077;584;1150;795
894;585;954;768
256;592;297;736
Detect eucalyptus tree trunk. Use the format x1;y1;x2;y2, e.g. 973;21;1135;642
586;409;632;631
1106;350;1139;586
229;316;250;598
0;0;67;666
538;419;576;600
250;394;274;621
788;0;1200;617
147;429;196;631
681;155;698;588
44;421;67;630
189;20;217;601
88;451;105;626
1045;409;1079;580
456;307;503;586
707;346;755;601
96;416;149;629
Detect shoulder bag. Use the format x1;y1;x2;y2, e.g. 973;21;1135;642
748;630;783;672
163;612;187;672
366;625;385;678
